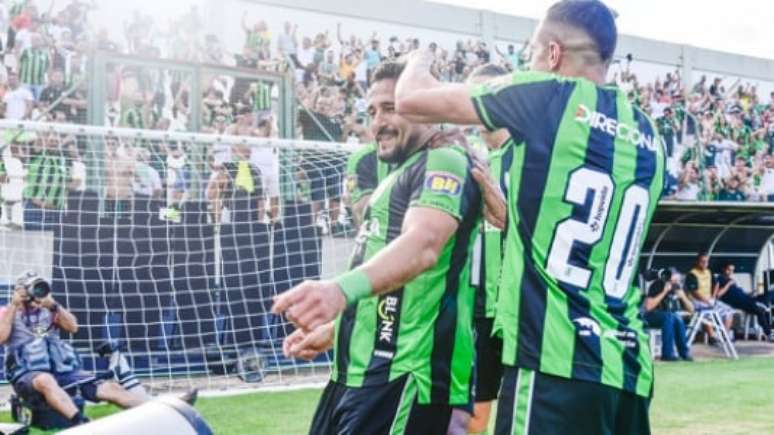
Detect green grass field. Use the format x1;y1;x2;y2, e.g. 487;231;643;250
4;357;773;434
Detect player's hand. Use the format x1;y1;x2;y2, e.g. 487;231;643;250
271;280;346;332
471;162;507;230
282;323;335;361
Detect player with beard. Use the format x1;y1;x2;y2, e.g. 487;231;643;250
394;1;663;434
272;61;481;435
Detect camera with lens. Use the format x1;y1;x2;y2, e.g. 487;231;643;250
642;268;672;283
15;271;52;301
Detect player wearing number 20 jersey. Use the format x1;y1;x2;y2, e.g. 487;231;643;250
470;69;664;399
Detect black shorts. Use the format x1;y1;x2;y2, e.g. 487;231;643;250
474;317;503;402
309;375;459;435
494;367;651;435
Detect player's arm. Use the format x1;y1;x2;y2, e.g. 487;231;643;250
273;148;475;332
395;49;480;125
274;206;459;332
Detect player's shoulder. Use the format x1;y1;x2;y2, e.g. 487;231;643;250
425;144;469;170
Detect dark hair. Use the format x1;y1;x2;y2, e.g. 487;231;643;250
722;262;735;271
469;63;509;80
545;0;618;63
370;61;405;84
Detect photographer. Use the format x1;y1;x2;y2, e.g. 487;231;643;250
0;272;145;426
642;269;694;361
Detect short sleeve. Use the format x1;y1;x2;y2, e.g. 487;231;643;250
469;71;563;136
684;273;698;293
408;147;476;221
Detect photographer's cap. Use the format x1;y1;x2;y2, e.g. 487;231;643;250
15;270;40;287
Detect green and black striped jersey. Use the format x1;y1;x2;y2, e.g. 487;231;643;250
252;82;272;112
19;48;49;86
344;143;391;204
333;145;481;405
470;70;665;398
471;138;520;319
24;152;68;209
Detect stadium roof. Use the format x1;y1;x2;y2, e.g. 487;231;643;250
644;201;774;266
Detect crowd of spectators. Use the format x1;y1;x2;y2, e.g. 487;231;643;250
1;0;774;233
614;65;774;202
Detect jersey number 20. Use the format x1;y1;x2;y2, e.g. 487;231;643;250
546;167;650;298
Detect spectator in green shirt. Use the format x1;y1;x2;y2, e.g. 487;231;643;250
718;176;747;201
23;134;67;231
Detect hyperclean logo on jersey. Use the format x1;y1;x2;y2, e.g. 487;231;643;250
424;172;462;195
575;104;659;151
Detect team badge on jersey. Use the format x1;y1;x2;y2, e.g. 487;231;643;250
424;172;462;196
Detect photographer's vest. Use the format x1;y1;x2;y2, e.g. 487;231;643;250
4;307;80;382
689;267;713;300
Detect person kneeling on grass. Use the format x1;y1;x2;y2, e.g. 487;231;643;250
0;272;147;426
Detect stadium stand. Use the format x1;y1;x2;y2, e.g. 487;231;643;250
0;0;772;210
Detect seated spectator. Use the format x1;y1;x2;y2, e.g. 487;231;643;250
685;252;735;342
0;272;146;426
642;270;694;361
3;72;33;120
716;263;773;340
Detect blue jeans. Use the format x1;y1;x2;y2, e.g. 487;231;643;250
643;310;689;359
721;286;772;335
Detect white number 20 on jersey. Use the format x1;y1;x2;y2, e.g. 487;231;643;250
546;167;650;298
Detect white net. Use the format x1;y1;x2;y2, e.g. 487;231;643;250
0;120;358;394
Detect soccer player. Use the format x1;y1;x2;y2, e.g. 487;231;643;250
272;61;481;434
395;1;663;434
465;63;518;435
343;142;391;226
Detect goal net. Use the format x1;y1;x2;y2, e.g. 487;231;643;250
0;120;358;394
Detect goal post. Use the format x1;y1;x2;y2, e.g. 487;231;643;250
0;120;357;393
